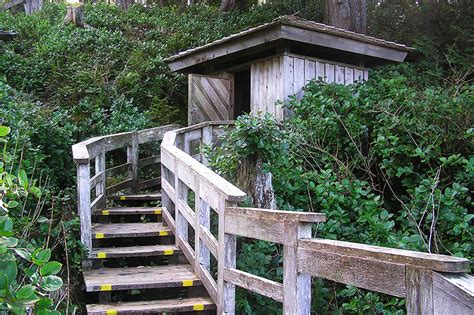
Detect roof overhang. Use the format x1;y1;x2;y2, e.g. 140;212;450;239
165;16;414;75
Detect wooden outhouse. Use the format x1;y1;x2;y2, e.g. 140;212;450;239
165;16;413;125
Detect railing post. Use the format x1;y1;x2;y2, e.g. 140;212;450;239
175;161;189;251
195;177;210;272
218;199;236;315
127;132;139;193
406;266;434;314
77;162;92;254
283;221;312;314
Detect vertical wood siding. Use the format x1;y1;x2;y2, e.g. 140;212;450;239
188;74;233;126
251;54;368;119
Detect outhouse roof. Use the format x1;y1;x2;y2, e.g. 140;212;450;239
164;15;414;74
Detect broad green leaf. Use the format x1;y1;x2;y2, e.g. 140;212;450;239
40;275;63;291
0;260;17;283
36;297;53;310
14;248;32;261
33;249;51;266
18;169;28;189
6;201;19;209
16;285;35;300
40;261;62;276
0;126;10;137
37;216;48;223
1;236;18;247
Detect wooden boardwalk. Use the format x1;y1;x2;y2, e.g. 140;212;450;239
73;123;473;314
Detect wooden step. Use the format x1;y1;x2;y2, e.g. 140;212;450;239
91;223;171;239
93;207;163;216
90;245;181;259
108;193;162;201
83;264;201;292
86;296;215;314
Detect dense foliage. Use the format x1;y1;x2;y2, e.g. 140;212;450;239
1;0;472;313
207;61;473;313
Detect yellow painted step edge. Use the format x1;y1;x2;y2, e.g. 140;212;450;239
101;210;109;215
159;231;168;236
193;304;205;311
163;249;174;255
119;196;126;200
100;284;112;291
182;279;193;287
106;310;117;315
154;209;162;214
97;252;107;259
95;233;105;239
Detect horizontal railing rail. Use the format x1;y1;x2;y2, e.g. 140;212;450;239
160;122;472;314
72;124;180;254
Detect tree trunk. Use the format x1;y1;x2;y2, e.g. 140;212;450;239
324;0;367;34
24;0;43;15
220;0;236;12
64;4;85;28
116;0;135;10
237;158;276;209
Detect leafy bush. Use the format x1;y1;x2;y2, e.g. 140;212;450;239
207;61;473;313
0;126;64;314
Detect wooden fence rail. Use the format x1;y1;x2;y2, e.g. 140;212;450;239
72;124;179;254
160;122;473;314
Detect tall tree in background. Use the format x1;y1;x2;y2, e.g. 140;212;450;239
325;0;367;34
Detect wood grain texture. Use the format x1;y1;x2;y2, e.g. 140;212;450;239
87;297;215;314
298;239;470;273
90;245;181;259
433;272;473;315
189;74;233;125
406;266;434;314
91;223;170;239
224;268;284;302
83;264;201;292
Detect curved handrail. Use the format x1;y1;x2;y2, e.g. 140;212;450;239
73;124;180;163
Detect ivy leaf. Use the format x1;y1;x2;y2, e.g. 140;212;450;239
0;126;10;137
40;275;63;291
0;260;17;283
36;297;53;310
1;236;18;247
40;261;62;276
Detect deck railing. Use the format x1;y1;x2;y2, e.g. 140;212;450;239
72;124;179;254
161;122;473;314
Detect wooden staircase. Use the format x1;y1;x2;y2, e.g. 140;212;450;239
83;194;215;314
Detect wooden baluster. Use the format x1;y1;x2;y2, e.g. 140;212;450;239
201;125;212;166
175;174;189;253
196;195;211;272
283;221;312;314
77;162;92;255
127;132;139;193
218;199;236;314
94;149;106;209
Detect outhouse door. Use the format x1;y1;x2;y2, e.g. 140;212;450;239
188;74;234;125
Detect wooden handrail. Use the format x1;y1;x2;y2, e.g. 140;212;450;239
72;124;180;255
159;122;472;315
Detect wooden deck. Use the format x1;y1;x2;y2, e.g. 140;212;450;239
93;207;164;216
108;193;162;201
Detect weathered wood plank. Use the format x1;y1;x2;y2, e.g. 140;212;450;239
77;163;92;251
200;225;218;259
105;178;132;195
406;266;433;314
224;268;284;303
138;155;161;168
298;239;470;273
83;264;200;292
226;207;325;223
197;265;218;303
87;297;215;314
297;245;406;297
138;177;161;190
433;272;473;315
105;162;131;177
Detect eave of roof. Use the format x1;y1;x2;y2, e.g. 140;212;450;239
164;15;414;73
